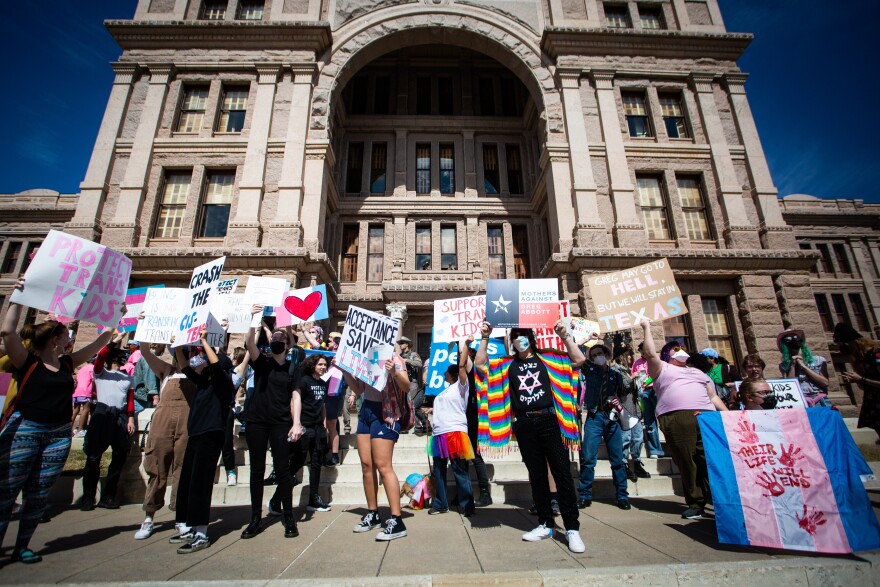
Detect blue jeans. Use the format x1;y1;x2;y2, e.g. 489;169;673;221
641;390;665;457
432;457;473;512
578;412;628;501
621;421;645;462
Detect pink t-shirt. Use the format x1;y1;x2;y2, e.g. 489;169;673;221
653;362;715;416
73;363;95;400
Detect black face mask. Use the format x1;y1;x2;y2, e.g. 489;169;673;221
761;394;778;410
269;341;286;355
784;340;801;352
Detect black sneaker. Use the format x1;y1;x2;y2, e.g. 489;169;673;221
353;511;381;533
264;470;277;486
97;497;119;510
682;507;705;520
375;516;407;541
428;507;448;515
633;461;652;479
80;497;96;512
475;490;493;508
323;455;340;467
307;495;331;512
617;499;632;510
177;534;210;554
551;499;561;516
577;498;592;509
528;503;538;515
284;513;299;538
169;531;194;544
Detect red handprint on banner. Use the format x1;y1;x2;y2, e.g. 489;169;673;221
736;419;759;444
779;444;804;468
796;504;827;535
755;471;785;497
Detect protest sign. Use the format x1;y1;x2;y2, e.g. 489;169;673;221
485;279;560;329
275;284;329;328
117;286;162;333
244;276;290;306
172;256;226;347
215;278;238;296
425;338;506;396
134;288;188;344
734;378;807;409
699;409;880;554
212;294;253;334
433;295;508;342
587;258;686;333
336;305;400;390
569;317;600;344
532;302;573;351
11;230;132;328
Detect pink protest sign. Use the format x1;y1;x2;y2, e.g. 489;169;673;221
10;230;132;328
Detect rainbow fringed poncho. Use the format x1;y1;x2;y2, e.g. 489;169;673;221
476;349;581;454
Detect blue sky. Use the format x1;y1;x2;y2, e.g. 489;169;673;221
1;1;877;203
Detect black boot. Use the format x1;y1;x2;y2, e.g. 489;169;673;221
475;488;493;507
284;513;299;538
240;514;262;539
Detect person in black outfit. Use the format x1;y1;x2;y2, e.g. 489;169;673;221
168;327;234;554
463;339;492;507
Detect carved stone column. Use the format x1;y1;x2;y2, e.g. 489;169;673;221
386;303;408;333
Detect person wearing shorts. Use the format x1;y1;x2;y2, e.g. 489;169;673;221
71;360;95;438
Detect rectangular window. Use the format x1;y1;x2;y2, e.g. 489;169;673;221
369;143;387;194
21;243;38;274
833;243;852;273
512;226;529;279
439;143;455;194
441;226;457;270
350;76;368;115
664;315;692;350
367;226;384;282
622;92;652;137
374;76;391;115
605;4;632;28
637;176;671;240
849;294;871;332
483;144;500;195
816;244;834;273
341;225;359;282
154;172;191;239
416;77;431;115
659;93;688;138
831;294;849;326
176;87;209;133
217;87;248;133
2;242;21;274
506;144;523;195
799;243;818;273
346;142;364;194
200;0;226;20
415;225;431;271
479;77;495;116
438;77;453;115
237;0;263;20
416;143;431;194
198;171;234;238
677;176;712;240
815;294;833;332
487;226;505;280
703;298;737;364
638;5;665;29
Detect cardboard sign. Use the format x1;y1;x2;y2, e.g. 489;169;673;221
734;378;808;409
244;276;290;306
215;278;238;296
134;288;188;344
275;284;329;327
425;338;506;396
172;256;226;348
11;230;132;328
336;305;400;390
587;259;686;333
485;279;560;329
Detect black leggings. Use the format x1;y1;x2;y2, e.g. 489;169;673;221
221;409;236;472
175;431;224;528
246;421;292;516
284;425;325;499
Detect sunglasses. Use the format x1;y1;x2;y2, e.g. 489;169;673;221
671;345;687;353
783;337;801;344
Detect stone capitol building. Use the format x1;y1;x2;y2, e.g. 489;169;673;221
1;0;879;414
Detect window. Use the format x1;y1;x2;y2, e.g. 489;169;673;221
816;244;834;273
200;0;226;20
512;226;529;278
341;225;359;282
24;308;38;326
154;172;191;239
22;243;38;274
664;315;692;350
849;294;871;332
237;0;263;20
500;77;519;116
350;76;368;115
831;294;849;326
800;243;818;273
702;298;737;364
479;77;495;116
417;333;432;361
677;177;712;240
198;171;234;238
415;226;431;270
367;226;384;282
506;145;523;195
605;4;632;28
346;143;364;193
815;294;833;332
483;144;500;195
622;92;652;137
833;244;852;273
2;242;21;274
441;226;457;270
176;87;209;133
374;76;391;115
638;5;665;29
370;143;387;194
416;77;431;115
659;93;688;138
439;143;455;194
438;77;453;115
637;176;672;240
487;226;505;280
416;144;431;194
216;87;248;133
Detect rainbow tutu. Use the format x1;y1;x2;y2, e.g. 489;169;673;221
427;430;475;460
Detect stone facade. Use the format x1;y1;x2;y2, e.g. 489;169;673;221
1;0;878;413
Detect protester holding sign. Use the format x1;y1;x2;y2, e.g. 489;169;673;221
0;277;121;564
474;320;586;554
777;329;830;407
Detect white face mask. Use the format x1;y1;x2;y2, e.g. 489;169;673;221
513;336;531;353
593;355;607;366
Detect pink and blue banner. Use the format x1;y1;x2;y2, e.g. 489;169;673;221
698;409;880;554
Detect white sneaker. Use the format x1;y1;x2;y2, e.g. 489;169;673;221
134;520;154;540
522;523;553;542
565;529;585;553
227;471;237;486
74;430;86;438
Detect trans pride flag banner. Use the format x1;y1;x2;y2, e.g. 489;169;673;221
698;409;880;554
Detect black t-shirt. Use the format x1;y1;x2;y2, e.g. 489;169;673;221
16;353;74;425
298;374;327;428
244;353;298;425
183;361;234;437
509;355;554;413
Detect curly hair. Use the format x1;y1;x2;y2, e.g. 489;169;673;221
780;343;814;373
301;353;328;377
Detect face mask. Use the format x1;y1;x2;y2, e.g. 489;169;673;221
592;355;607;366
269;340;286;355
513;336;530;353
761;394;778;410
189;355;206;368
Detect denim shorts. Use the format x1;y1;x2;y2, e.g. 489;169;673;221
356;400;400;442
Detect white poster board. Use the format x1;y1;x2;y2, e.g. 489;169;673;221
336;305;400;390
133;288;189;344
733;378;808;409
172;256;226;348
244;276;290;306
